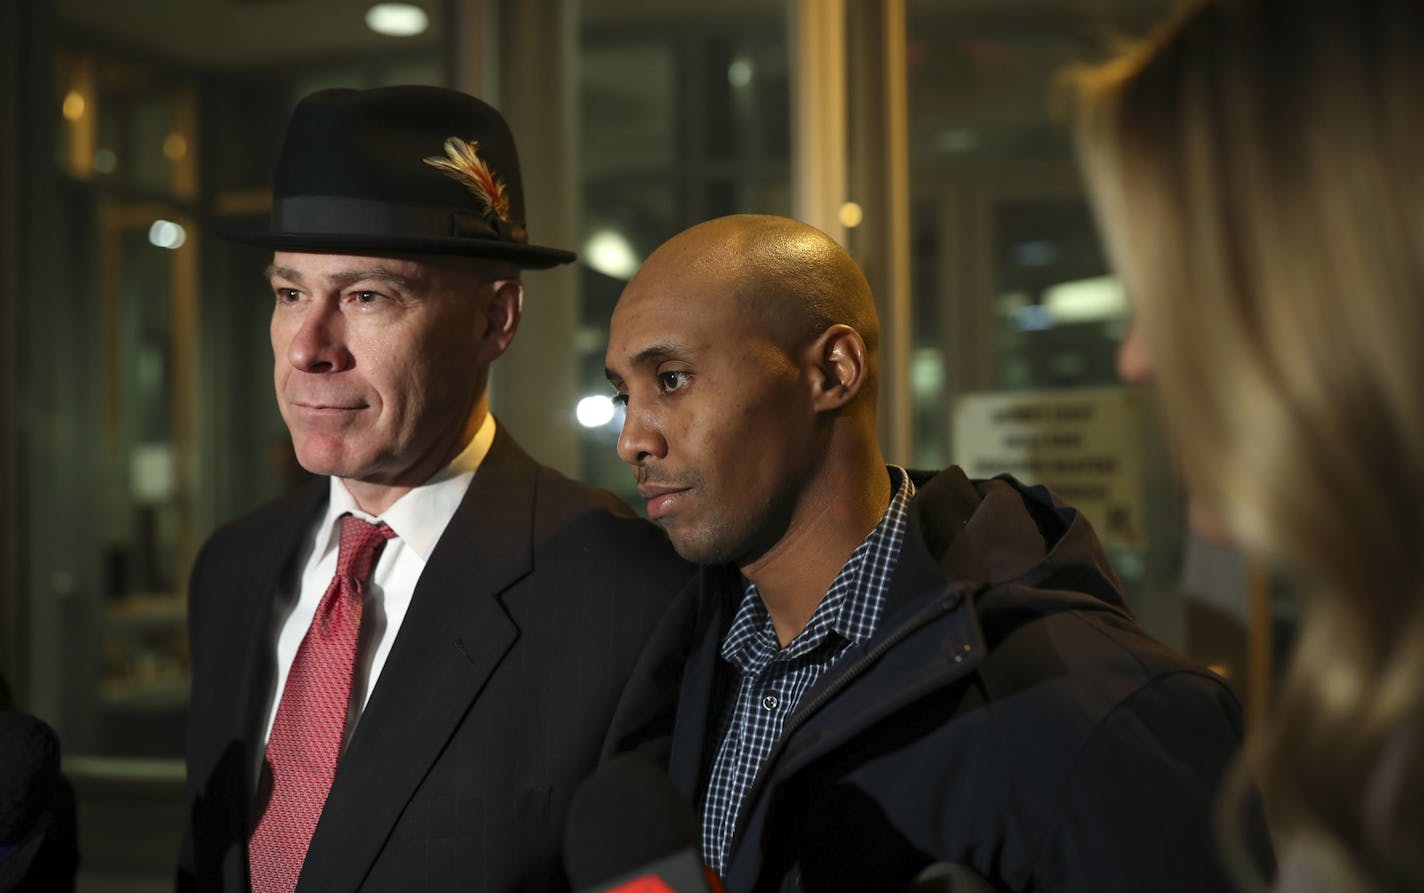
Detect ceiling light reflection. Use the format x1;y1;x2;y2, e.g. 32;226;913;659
576;395;617;429
148;220;187;250
583;228;640;280
62;91;86;121
365;3;429;37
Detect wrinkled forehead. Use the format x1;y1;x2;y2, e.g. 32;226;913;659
608;272;750;363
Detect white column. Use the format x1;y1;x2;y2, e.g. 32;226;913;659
451;0;582;477
791;0;847;244
846;0;913;464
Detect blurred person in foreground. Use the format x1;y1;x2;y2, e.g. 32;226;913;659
1069;1;1424;890
604;213;1271;892
182;86;692;892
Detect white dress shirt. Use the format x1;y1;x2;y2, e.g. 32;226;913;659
260;414;496;749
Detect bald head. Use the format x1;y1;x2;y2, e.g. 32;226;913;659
635;214;880;357
605;214;891;573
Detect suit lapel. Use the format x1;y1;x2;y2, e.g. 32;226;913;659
194;480;326;891
299;427;535;890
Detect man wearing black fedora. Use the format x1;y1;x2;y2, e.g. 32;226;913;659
180;85;693;892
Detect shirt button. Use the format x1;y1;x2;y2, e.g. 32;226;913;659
762;694;779;710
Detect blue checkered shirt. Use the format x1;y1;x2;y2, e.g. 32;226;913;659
699;467;916;874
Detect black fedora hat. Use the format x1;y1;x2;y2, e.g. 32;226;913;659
225;85;576;269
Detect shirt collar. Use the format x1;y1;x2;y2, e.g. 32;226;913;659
721;466;916;672
314;413;497;563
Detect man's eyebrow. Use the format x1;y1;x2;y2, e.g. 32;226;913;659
605;339;691;385
605;340;689;382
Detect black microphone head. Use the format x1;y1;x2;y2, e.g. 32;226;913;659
563;753;700;888
0;710;61;842
906;862;999;893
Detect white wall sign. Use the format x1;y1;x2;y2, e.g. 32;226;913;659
953;387;1145;549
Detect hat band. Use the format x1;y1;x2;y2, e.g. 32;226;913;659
273;196;528;244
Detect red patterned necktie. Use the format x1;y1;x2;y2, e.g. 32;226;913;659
249;513;395;893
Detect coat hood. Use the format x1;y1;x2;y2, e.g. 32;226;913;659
883;467;1132;632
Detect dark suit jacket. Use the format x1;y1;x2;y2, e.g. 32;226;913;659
181;426;696;892
670;468;1272;892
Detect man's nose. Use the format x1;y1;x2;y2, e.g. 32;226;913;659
616;401;668;467
284;302;354;373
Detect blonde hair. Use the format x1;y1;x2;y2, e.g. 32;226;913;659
1068;0;1424;889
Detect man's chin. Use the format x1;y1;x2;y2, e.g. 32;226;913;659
666;526;728;566
290;440;363;481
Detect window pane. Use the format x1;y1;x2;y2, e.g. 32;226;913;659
575;5;792;501
28;6;450;887
904;0;1252;679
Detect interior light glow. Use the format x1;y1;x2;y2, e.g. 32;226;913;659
1044;275;1127;323
163;133;188;161
583;228;640;280
148;220;187;250
838;202;864;229
62;91;86;121
910;348;945;399
365;3;429;37
728;58;754;87
576;395;616;429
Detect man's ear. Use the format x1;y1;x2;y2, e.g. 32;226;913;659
476;279;524;362
808;324;869;412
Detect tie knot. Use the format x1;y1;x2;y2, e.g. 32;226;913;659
335;514;395;580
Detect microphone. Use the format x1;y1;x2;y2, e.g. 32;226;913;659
564;753;722;893
904;862;998;893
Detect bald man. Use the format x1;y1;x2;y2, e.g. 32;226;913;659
604;215;1271;893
